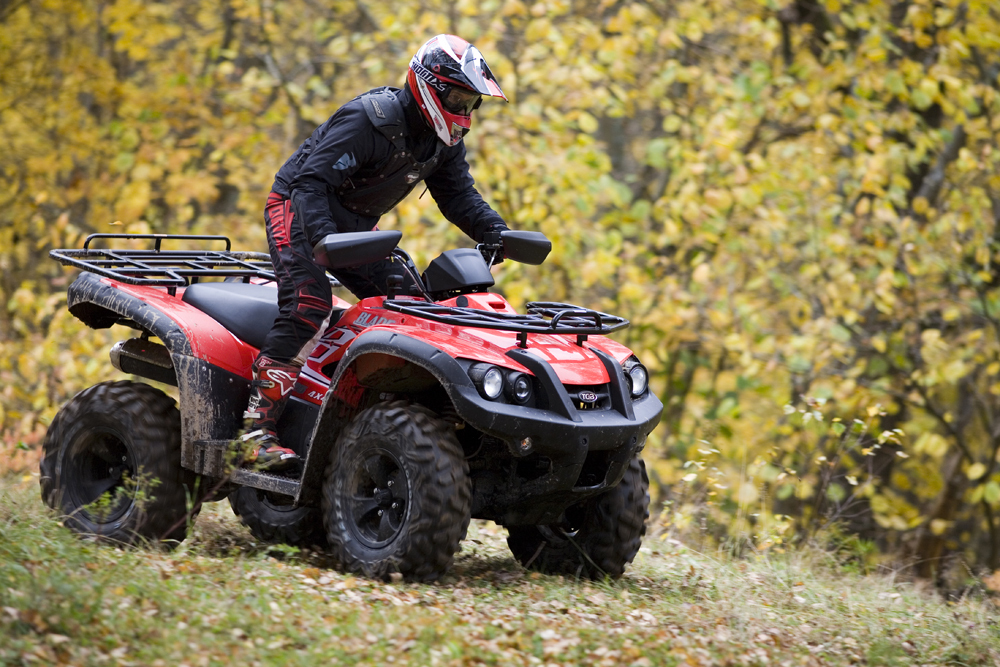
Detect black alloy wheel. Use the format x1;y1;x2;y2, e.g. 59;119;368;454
40;381;199;545
322;400;471;581
63;426;137;524
345;449;410;549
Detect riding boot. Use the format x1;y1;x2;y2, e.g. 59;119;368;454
239;355;302;473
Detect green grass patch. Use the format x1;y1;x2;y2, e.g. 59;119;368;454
1;474;998;665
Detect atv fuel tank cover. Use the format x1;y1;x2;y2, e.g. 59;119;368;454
422;248;495;295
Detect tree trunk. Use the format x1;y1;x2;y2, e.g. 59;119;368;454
910;448;966;580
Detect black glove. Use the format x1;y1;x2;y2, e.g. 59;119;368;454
479;224;508;265
480;222;508;244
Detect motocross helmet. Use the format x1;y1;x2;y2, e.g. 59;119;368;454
407;34;507;146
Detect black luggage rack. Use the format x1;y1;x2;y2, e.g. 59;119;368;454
383;299;629;347
50;234;292;295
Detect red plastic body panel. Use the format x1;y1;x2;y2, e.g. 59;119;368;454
110;281;258;376
294;293;633;405
105;279;634;407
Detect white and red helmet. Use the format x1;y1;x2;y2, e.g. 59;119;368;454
407;34;507;146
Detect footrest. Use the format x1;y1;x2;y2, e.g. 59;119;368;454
229;469;301;498
191;440;301;497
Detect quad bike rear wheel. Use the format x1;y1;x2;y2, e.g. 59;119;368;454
322;401;471;581
229;487;327;549
507;456;649;579
40;381;199;545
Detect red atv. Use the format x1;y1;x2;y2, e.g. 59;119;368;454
42;230;661;580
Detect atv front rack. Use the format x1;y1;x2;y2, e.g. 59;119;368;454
51;233;338;295
383;299;629;347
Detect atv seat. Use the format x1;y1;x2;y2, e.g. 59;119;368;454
181;282;346;351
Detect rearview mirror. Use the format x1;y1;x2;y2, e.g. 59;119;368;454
501;230;551;266
313;231;402;269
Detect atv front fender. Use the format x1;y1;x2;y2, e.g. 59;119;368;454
295;329;478;505
295;329;663;514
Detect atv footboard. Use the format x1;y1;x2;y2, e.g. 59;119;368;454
316;330;662;525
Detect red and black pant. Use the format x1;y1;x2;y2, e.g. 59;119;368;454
260;192;334;366
259;192;414;365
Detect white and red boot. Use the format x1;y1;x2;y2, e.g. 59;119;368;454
239;356;302;473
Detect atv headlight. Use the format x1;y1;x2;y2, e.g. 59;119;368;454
623;356;648;397
506;372;533;404
469;363;504;400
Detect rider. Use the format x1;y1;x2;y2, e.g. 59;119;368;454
240;35;510;472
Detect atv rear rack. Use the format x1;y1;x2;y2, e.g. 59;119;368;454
50;233;338;295
383;299;629;347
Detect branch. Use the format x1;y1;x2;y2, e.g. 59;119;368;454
0;0;28;23
911;382;975;464
256;0;307;136
911;125;967;217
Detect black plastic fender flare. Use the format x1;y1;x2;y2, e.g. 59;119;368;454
66;272;250;470
295;329;474;505
68;272;193;355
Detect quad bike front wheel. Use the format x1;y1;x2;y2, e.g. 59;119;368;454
322;401;471;581
507;456;649;579
40;381;199;545
229;487;328;549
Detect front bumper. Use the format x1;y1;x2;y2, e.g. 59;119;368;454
450;383;662;454
327;329;664;524
450;349;663;525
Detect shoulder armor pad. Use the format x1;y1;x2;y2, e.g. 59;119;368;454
360;88;406;148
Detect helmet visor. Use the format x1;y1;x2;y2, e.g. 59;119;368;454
440;85;481;115
460;45;505;99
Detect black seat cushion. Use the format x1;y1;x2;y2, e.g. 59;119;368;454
181;282;282;350
183;282;348;351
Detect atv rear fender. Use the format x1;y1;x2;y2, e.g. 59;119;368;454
68;272;253;471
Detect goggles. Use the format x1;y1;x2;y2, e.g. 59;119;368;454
440;85;482;115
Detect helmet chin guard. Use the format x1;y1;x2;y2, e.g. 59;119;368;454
407;34;507;146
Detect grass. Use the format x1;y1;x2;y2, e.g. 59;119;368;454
1;473;998;666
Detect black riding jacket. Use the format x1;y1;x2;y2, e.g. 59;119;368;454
271;85;505;247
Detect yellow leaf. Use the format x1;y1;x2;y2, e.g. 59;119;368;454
577;112;598;133
737;482;759;504
930;519;951;535
967;463;986;480
791;91;811;108
983;570;1000;592
914;432;949;457
662;115;682;133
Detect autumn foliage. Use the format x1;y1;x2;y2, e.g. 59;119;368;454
2;0;1000;581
